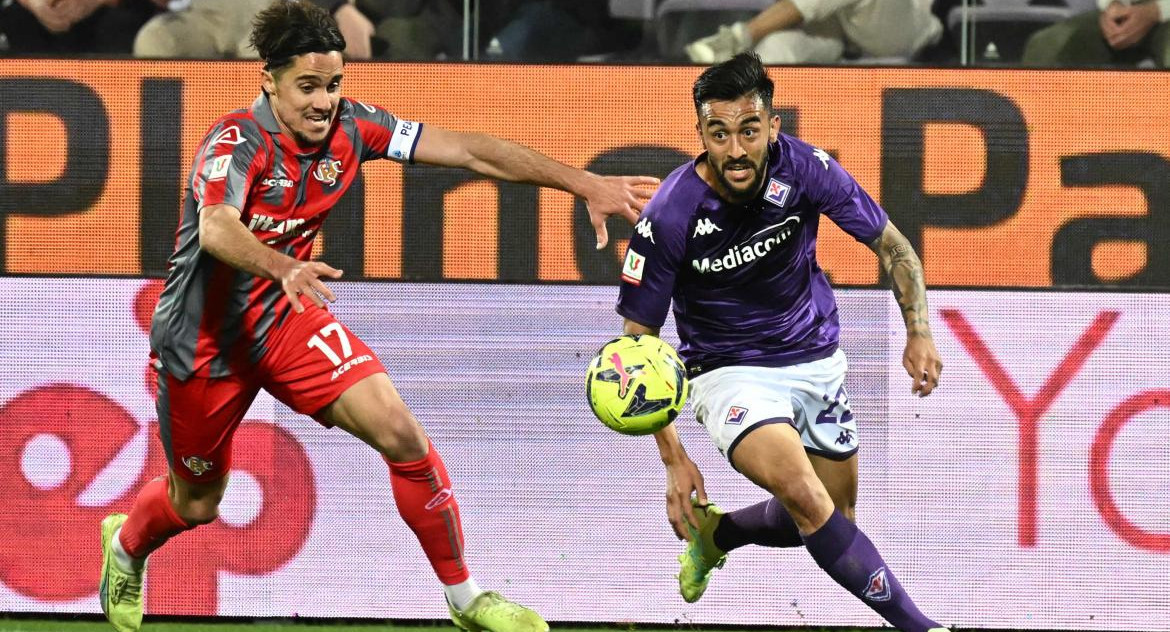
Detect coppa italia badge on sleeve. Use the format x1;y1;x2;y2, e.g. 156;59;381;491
621;249;645;285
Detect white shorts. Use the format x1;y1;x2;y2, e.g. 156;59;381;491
689;349;859;463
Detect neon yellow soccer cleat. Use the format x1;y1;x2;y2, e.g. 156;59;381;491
677;499;728;603
448;591;549;632
100;513;145;632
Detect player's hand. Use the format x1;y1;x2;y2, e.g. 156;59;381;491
18;0;74;32
664;457;708;540
903;333;942;397
1104;2;1159;50
585;175;659;250
1100;0;1128;45
278;260;343;313
334;2;375;60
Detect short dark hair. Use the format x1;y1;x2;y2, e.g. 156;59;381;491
692;52;774;114
250;0;347;71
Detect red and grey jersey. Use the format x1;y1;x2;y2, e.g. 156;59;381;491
150;94;422;380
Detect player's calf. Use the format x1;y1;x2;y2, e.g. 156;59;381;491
804;511;947;632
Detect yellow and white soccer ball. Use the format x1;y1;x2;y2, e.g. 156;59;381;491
585;334;689;436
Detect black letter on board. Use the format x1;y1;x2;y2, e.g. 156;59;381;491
0;79;109;270
1053;152;1170;288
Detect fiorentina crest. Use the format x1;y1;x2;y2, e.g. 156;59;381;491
764;178;791;207
864;567;892;602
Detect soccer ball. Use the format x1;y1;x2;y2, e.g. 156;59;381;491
585;334;689;436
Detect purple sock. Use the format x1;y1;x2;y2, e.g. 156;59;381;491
713;498;803;551
802;510;942;632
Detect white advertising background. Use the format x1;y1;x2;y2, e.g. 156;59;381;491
0;278;1166;631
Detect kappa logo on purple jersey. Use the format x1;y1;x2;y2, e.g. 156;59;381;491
764;178;791;207
725;406;749;425
864;567;892;602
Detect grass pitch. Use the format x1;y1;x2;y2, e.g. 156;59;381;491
0;620;881;632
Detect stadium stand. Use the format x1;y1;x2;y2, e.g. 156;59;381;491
947;0;1101;63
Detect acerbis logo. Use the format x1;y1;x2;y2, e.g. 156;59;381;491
211;124;246;146
693;218;722;237
262;177;295;188
331;354;373;380
691;216;800;274
424;488;453;510
634;217;655;243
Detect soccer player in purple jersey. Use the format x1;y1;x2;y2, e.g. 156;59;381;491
97;2;658;632
613;53;947;632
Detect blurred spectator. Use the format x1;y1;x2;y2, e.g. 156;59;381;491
357;0;463;60
480;0;642;61
134;0;377;59
0;0;159;54
1022;0;1170;67
684;0;943;64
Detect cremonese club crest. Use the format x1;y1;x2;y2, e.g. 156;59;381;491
313;158;343;186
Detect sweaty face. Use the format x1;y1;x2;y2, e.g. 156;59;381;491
264;51;344;147
697;94;778;205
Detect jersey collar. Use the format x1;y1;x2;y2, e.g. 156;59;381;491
251;93;282;133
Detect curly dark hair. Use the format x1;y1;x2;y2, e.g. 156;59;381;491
692;52;774;114
250;0;347;71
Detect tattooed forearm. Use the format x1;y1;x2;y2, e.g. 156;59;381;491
884;241;932;337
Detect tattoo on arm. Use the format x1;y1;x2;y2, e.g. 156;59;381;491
882;236;931;337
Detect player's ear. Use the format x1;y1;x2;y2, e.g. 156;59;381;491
695;122;707;150
769;112;781;141
261;69;276;96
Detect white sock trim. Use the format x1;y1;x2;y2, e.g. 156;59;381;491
443;577;483;611
111;526;144;571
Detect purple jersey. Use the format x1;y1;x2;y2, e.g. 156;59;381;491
616;134;887;376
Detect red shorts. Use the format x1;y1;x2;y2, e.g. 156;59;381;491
156;306;386;482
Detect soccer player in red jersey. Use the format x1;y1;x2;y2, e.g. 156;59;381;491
97;2;658;631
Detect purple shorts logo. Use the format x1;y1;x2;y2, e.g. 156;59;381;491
725;406;749;425
864;567;892;602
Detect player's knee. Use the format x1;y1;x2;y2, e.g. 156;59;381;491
772;475;834;528
837;502;856;522
175;496;222;526
366;403;429;461
169;474;228;525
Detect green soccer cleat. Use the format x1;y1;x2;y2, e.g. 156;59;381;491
99;513;145;632
448;591;549;632
677;499;728;603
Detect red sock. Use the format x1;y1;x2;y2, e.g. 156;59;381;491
386;441;469;585
118;476;193;558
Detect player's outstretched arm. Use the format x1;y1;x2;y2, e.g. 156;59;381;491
868;221;942;396
411;125;659;249
622;318;709;539
200;204;342;313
